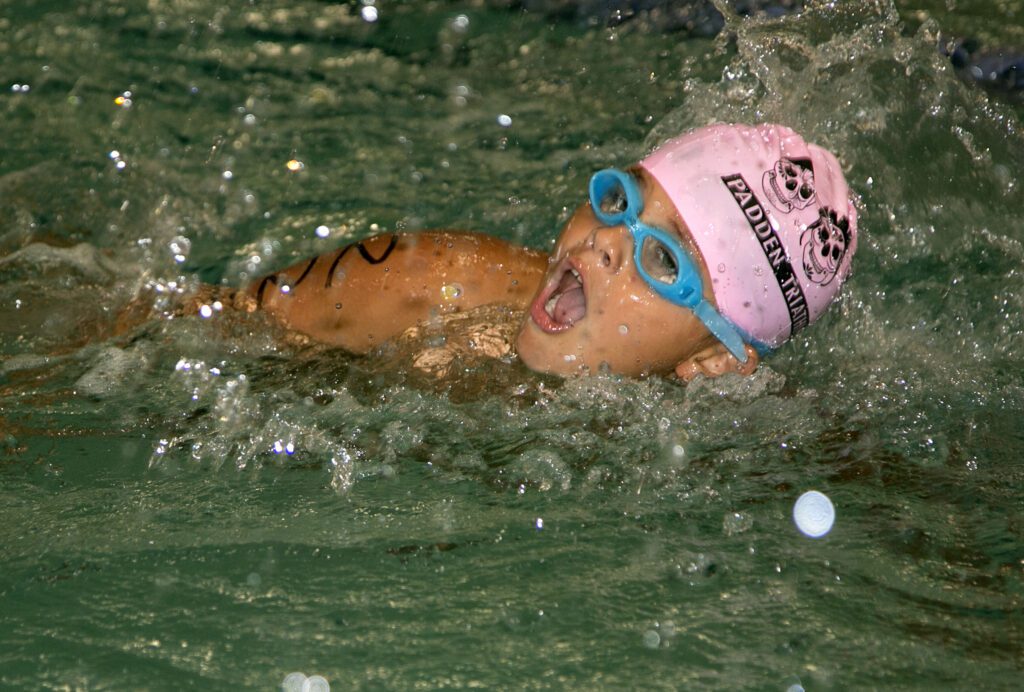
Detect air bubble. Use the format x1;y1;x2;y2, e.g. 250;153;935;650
315;225;330;238
497;114;512;128
642;630;661;649
361;5;378;22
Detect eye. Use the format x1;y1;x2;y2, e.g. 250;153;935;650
818;227;830;242
831;246;842;261
799;184;813;200
639;236;679;284
599;187;629;215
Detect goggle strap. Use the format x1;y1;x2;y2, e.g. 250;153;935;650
692;301;749;363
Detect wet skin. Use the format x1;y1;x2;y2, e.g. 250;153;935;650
250;231;547;353
515;168;721;377
250;171;752;378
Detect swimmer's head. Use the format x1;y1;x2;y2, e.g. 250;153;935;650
516;123;857;379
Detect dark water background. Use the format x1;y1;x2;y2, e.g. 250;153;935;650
2;0;1023;688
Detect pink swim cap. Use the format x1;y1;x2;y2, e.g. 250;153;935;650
640;123;857;351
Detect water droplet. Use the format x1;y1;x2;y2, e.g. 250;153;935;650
440;283;462;300
642;630;661;649
723;511;754;536
285;159;305;172
199;304;213;318
360;5;378;22
281;672;307;692
535;517;543;530
497;114;512;128
334;303;342;310
618;324;629;335
717;263;726;273
222;170;233;180
315;225;330;238
168;236;191;263
303;675;330;692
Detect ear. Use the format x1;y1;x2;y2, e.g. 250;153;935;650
674;343;760;383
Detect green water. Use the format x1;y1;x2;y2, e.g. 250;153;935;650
2;0;1024;689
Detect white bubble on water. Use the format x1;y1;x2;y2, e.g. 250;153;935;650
304;675;330;692
361;5;378;22
315;225;330;238
793;490;835;538
642;629;661;649
199;304;213;318
281;672;307;691
497;114;512;127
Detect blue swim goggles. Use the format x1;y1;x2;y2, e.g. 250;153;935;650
588;168;748;363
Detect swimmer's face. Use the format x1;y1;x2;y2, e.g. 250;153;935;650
516;168;720;377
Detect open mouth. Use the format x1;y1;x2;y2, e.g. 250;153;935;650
529;259;587;333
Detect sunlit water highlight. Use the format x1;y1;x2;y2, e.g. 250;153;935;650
2;0;1023;688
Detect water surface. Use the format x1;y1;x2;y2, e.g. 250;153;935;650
2;0;1023;688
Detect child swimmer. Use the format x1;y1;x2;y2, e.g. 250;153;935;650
242;123;857;381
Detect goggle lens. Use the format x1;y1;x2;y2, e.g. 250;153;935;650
638;235;679;285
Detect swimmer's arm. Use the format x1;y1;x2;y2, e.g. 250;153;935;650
247;231;547;353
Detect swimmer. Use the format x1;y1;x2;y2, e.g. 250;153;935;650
224;123;857;380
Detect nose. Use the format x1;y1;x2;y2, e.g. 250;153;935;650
590;225;629;272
